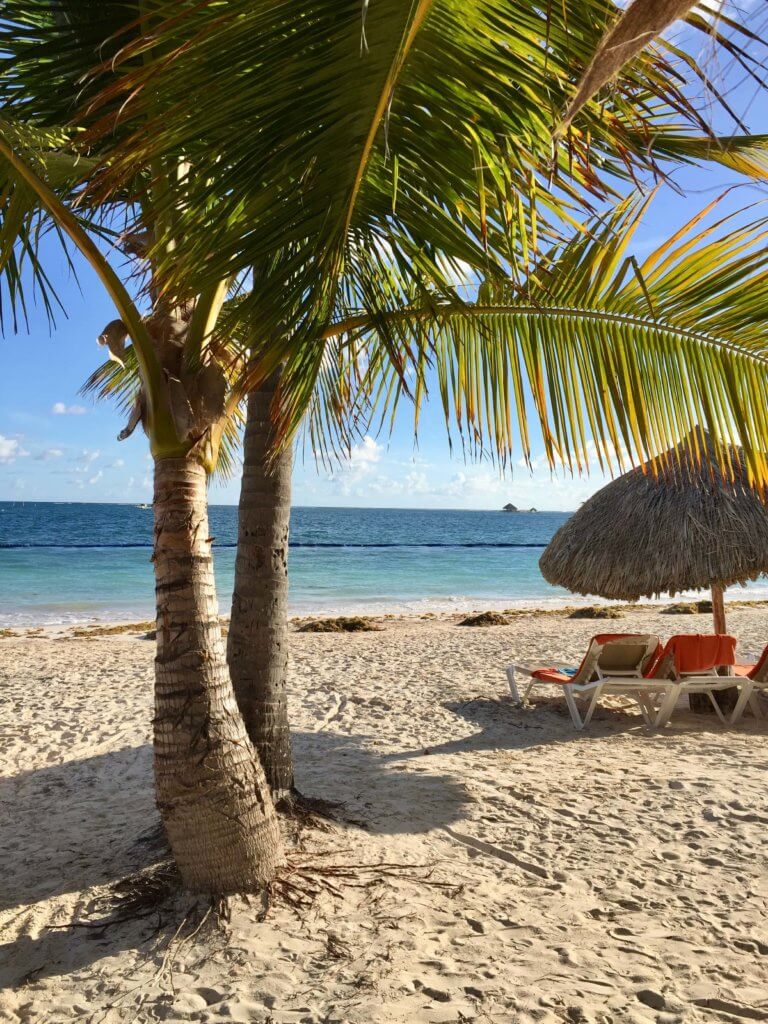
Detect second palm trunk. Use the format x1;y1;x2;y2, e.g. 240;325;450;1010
228;383;294;801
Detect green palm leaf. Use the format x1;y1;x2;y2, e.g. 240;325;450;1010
75;0;768;316
0;117;99;328
306;196;768;485
5;0;768;488
639;133;768;179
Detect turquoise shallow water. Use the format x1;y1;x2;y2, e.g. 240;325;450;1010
1;503;766;626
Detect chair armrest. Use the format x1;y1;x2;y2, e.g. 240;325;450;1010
507;662;543;678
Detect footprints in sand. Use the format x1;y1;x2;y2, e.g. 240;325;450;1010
2;611;768;1022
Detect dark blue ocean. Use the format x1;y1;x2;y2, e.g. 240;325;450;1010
1;503;764;626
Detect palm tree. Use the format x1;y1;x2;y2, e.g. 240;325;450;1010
3;0;768;882
87;188;768;808
65;0;768;803
0;126;285;893
228;194;768;805
201;0;768;797
0;8;287;893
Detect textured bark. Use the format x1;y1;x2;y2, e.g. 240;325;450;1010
228;384;294;800
153;457;283;892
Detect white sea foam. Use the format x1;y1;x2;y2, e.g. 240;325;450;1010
286;582;768;619
6;579;768;628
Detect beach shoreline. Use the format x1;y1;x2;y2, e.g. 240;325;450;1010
2;596;768;638
6;502;768;630
2;604;768;1022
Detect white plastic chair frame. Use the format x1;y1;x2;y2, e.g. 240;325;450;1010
717;648;768;724
508;657;764;731
507;663;748;731
647;674;747;729
645;644;763;728
506;636;662;730
729;677;767;724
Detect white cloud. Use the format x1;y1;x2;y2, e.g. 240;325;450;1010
439;468;508;501
88;471;103;485
328;436;386;496
109;458;125;469
349;435;383;467
35;448;64;461
298;432;633;510
52;402;87;415
403;470;430;494
520;439;631;478
70;450;101;475
0;435;29;465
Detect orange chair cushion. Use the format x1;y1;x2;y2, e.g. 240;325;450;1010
531;668;578;684
733;663;754;678
663;634;737;674
734;644;768;680
531;633;657;685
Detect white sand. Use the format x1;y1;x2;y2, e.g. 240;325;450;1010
1;607;768;1023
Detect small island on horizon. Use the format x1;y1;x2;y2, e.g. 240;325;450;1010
502;502;538;512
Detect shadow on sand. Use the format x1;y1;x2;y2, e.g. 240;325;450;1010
7;699;763;988
377;693;768;765
0;728;470;987
367;694;640;766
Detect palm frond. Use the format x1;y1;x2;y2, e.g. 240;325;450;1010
640;133;768;179
305;196;768;486
557;0;698;133
81;345;141;417
9;0;768;489
0;113;122;330
76;0;768;321
0;117;80;328
82;318;246;482
0;2;144;131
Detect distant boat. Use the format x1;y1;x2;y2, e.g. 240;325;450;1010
136;503;151;510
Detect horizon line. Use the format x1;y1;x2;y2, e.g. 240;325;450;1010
0;498;576;513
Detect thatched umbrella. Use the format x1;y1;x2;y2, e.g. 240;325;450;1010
539;429;768;634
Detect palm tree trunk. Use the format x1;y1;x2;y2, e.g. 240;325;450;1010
153;457;283;892
228;383;294;801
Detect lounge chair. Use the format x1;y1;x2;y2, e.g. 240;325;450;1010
645;633;741;728
505;633;662;730
729;645;768;723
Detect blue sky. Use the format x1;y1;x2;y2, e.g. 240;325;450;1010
2;13;767;509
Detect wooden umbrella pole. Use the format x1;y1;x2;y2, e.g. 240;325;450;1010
711;583;727;634
708;581;738;715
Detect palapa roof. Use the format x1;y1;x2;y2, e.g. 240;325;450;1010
539;430;768;601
